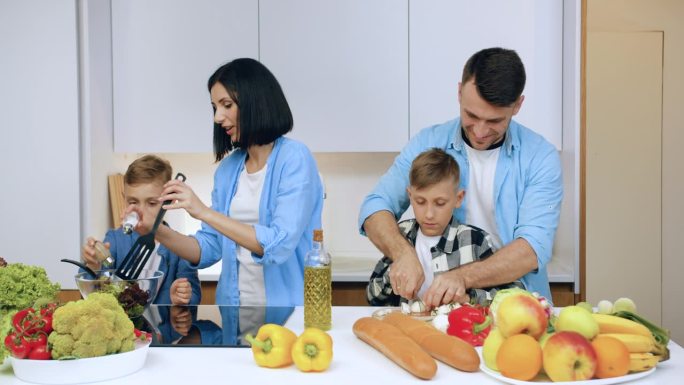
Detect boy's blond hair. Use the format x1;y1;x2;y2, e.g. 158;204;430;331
409;148;460;190
124;155;173;186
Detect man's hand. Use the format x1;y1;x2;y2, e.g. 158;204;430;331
422;269;469;307
170;306;193;336
389;248;425;300
364;210;426;299
170;278;191;305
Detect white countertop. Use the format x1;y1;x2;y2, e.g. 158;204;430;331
198;255;575;283
198;256;378;282
2;307;682;384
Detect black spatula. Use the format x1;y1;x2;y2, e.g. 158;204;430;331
115;173;186;280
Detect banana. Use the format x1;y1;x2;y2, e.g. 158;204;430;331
598;333;656;353
629;352;660;372
592;314;653;338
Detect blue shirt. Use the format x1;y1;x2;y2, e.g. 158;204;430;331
358;118;563;301
104;228;202;305
192;137;324;306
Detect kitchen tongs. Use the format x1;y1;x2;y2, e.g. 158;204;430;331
115;172;186;280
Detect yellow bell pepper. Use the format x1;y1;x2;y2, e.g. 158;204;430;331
292;327;334;372
245;324;297;368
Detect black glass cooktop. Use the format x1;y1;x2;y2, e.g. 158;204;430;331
139;305;294;348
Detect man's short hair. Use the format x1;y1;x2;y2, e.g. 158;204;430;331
124;155;173;186
462;47;526;107
409;148;460;190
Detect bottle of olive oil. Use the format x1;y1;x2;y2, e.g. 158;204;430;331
304;229;331;330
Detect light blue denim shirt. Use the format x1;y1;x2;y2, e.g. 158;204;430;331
192;137;324;306
358;118;562;301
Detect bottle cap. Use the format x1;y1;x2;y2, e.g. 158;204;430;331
313;229;323;242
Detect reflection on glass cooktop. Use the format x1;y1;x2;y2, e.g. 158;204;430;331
140;305;294;348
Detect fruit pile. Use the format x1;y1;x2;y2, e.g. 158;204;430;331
482;292;669;382
3;302;57;360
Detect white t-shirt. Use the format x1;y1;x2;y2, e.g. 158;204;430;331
230;164;268;306
141;242;162;277
465;145;503;249
415;229;441;299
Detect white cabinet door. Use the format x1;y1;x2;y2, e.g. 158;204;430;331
112;0;258;153
409;0;563;149
0;0;81;288
260;0;409;152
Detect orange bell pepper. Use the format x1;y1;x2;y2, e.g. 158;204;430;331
291;327;333;372
245;324;297;368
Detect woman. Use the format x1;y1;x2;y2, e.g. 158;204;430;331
154;58;324;306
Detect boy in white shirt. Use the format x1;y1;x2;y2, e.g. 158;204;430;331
367;148;522;306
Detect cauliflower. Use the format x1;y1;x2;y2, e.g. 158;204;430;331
48;292;135;359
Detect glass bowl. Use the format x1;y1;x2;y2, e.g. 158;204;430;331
75;269;164;318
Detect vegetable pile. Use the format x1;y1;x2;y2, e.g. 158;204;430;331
3;302;57;360
0;259;61;363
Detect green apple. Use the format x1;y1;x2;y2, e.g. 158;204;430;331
482;328;505;371
555;305;599;340
496;294;549;340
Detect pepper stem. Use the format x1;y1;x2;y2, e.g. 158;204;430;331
474;315;492;334
245;334;273;353
304;343;319;358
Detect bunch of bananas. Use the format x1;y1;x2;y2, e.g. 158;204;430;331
592;313;669;372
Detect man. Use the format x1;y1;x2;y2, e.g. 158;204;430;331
358;47;562;306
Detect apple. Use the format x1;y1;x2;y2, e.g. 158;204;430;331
482;328;505;371
555;305;600;340
543;331;598;382
496;293;549;340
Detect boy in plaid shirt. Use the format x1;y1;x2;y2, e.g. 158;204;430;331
367;148;522;306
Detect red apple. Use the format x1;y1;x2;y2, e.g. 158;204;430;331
543;331;598;382
496;293;549;340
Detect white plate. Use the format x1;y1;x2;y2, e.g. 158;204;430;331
480;363;656;385
10;341;150;384
371;307;435;322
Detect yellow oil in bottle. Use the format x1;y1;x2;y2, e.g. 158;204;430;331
304;265;331;330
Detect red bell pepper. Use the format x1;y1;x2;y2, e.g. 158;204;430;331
446;304;492;346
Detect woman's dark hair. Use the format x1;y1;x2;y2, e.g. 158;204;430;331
207;58;293;162
461;47;526;107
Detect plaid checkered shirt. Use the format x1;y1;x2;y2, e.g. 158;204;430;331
366;217;524;306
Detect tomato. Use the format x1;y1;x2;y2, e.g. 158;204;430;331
40;315;53;334
4;332;30;359
12;308;36;333
27;345;52;360
22;333;48;349
39;303;58;317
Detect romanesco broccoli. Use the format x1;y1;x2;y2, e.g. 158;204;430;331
48;292;135;359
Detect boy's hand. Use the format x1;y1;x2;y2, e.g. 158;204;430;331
170;305;192;336
81;237;109;271
422;270;469;307
170;278;191;305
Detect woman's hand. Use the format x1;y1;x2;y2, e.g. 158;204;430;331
160;180;209;220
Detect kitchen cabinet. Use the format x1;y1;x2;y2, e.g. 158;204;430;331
111;0;258;153
0;0;81;289
259;0;409;152
409;0;563;150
